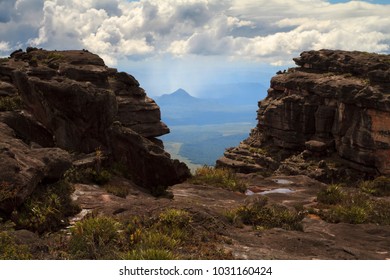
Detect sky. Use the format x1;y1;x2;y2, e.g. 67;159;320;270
0;0;389;97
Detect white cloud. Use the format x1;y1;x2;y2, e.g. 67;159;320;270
0;0;389;65
0;41;11;56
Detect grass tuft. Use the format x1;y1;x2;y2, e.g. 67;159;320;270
359;176;390;197
12;181;80;234
318;182;390;225
190;166;247;192
317;184;345;205
0;232;32;260
69;216;122;259
226;196;304;231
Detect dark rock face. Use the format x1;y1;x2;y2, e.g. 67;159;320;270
218;50;390;181
0;49;190;213
0;122;71;213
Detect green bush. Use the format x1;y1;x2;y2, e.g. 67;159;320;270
69;216;122;259
120;211;191;260
0;232;32;260
229;197;304;231
190;166;247;192
320;191;390;225
317;184;345;205
104;185;129;198
89;169;112;185
13;181;80;234
46;52;64;61
158;208;192;228
360;176;390;197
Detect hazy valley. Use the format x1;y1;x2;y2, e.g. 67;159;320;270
156;87;264;168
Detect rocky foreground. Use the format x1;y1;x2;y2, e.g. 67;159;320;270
0;49;389;260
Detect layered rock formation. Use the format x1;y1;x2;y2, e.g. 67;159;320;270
217;50;390;181
0;48;189;213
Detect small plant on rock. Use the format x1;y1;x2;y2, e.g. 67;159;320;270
0;232;32;260
69;216;122;259
13;181;80;234
359;176;390;197
190;166;247;193
317;184;345;205
104;184;129;198
228;197;304;231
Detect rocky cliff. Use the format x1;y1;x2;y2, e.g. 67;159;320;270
217;50;390;182
0;48;189;214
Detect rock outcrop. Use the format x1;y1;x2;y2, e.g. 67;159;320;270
217;50;390;181
0;48;189;213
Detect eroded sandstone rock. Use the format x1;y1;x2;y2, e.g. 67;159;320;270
218;50;390;181
0;122;71;214
0;49;190;213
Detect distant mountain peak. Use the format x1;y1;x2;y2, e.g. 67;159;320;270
170;88;192;97
172;88;188;94
158;88;198;101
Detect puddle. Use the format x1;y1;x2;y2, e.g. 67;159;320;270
271;179;294;185
246;188;295;196
260;188;294;195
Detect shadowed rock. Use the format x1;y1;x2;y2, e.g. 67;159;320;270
0;49;190;213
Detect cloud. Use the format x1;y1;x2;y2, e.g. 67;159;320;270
0;41;11;53
1;0;389;65
0;0;44;56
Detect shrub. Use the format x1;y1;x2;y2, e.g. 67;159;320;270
89;169;112;185
157;209;192;240
13;181;80;234
319;191;390;225
137;230;179;250
190;166;247;192
0;96;23;111
229;197;304;231
46;53;64;61
121;211;191;260
104;185;129;198
0;232;32;260
63;167;112;185
327;204;369;224
317;184;345;205
69;216;122;259
360;176;390;197
158;208;192;229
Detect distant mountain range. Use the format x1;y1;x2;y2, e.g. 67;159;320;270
155;84;266;126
